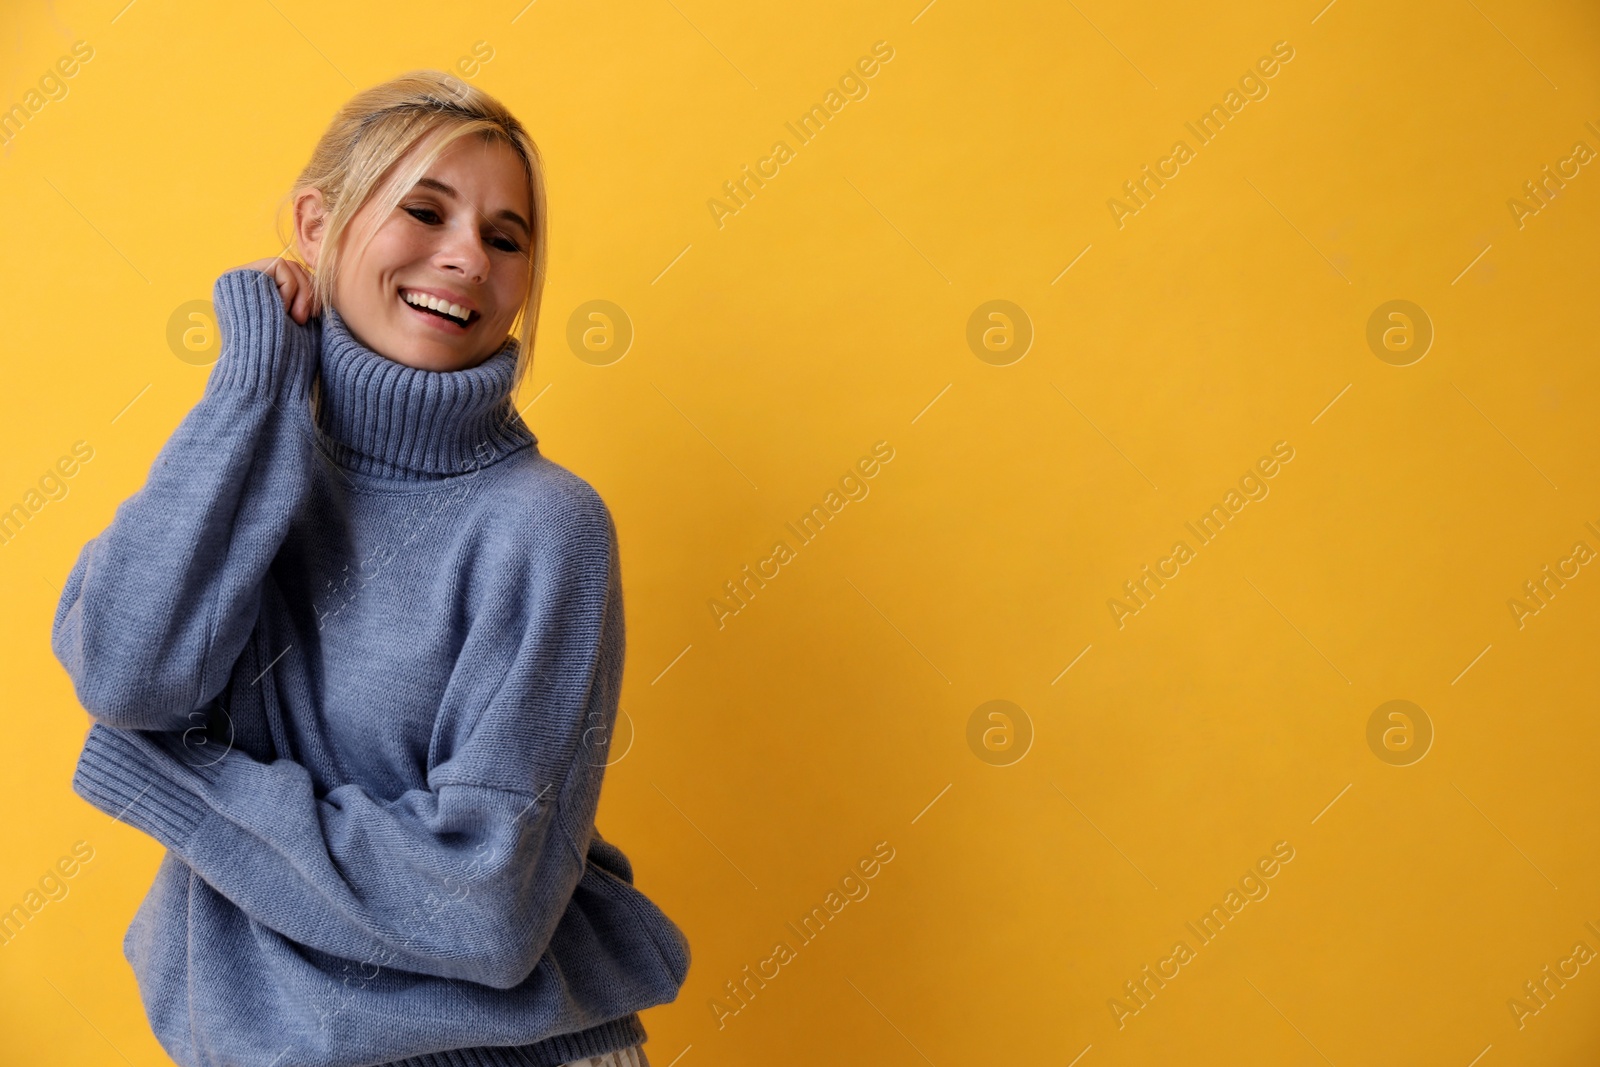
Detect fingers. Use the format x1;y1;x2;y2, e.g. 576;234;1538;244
277;260;303;324
256;258;299;321
277;260;316;325
290;276;312;325
234;257;318;324
291;262;319;324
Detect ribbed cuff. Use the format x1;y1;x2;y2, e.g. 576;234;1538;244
72;722;216;851
205;267;319;404
376;1013;648;1067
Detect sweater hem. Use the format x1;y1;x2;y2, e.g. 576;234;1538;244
370;1013;648;1067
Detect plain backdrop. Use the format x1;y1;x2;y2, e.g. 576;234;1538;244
4;1;1599;1064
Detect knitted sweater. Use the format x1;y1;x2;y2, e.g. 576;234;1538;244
51;267;691;1067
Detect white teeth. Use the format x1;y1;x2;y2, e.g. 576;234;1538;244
402;290;471;324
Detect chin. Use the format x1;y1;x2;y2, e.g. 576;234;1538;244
413;349;473;372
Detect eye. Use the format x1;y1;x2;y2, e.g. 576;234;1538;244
407;204;523;253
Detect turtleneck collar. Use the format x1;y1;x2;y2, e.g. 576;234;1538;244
312;305;537;481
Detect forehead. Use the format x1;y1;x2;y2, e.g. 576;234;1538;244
403;134;530;214
429;134;524;179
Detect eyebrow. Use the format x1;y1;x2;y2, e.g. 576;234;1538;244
412;176;531;239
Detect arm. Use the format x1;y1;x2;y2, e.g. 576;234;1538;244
51;268;319;731
71;499;629;992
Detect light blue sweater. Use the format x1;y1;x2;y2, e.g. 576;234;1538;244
52;267;690;1067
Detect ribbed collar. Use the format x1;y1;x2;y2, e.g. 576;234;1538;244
313;306;536;481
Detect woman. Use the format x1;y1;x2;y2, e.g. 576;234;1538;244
51;70;689;1067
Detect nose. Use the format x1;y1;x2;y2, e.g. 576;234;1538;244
435;216;490;284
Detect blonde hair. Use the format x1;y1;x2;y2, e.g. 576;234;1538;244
274;70;548;393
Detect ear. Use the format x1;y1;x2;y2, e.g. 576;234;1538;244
293;188;330;270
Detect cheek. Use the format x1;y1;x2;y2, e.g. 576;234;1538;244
371;223;432;269
491;270;528;322
354;230;428;305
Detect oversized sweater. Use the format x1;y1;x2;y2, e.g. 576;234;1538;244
51;267;690;1067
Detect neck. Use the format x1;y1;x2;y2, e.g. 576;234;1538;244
313;306;536;481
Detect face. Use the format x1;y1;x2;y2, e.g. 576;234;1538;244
297;133;533;371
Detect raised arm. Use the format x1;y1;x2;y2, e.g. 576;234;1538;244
71;497;633;991
51;267;319;732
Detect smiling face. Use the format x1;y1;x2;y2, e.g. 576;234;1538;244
298;132;533;372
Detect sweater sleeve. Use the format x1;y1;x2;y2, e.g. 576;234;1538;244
70;499;628;992
51;268;319;732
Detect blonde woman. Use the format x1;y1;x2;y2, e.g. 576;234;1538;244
52;71;687;1067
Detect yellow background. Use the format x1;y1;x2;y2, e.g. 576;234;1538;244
4;1;1600;1064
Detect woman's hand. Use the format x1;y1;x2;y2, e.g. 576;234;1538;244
238;256;321;325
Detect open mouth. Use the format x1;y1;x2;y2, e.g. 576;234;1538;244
399;288;479;330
